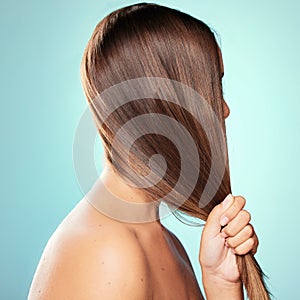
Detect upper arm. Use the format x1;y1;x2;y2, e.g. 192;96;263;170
28;228;150;300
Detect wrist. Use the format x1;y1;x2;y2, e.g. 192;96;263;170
201;264;242;285
202;271;242;288
202;270;243;300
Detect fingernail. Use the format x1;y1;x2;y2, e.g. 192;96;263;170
225;240;230;248
222;194;233;209
231;248;236;254
220;216;229;226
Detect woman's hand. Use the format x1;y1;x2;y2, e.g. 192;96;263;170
199;194;259;284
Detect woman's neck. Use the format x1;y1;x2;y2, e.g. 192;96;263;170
85;163;161;224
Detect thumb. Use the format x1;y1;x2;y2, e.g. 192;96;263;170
204;193;234;237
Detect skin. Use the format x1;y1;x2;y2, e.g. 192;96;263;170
28;50;259;300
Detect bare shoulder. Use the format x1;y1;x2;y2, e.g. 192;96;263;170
28;200;151;300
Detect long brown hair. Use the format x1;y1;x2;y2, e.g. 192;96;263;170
80;3;271;299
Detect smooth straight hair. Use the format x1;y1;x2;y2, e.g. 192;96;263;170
80;3;271;299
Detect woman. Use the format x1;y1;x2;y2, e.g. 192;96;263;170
28;3;268;299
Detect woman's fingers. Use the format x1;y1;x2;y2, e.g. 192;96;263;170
224;225;259;255
221;209;251;237
220;196;246;227
225;224;254;247
203;194;234;238
218;195;259;255
230;232;259;255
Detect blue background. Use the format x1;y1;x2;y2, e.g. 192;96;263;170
1;1;299;299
